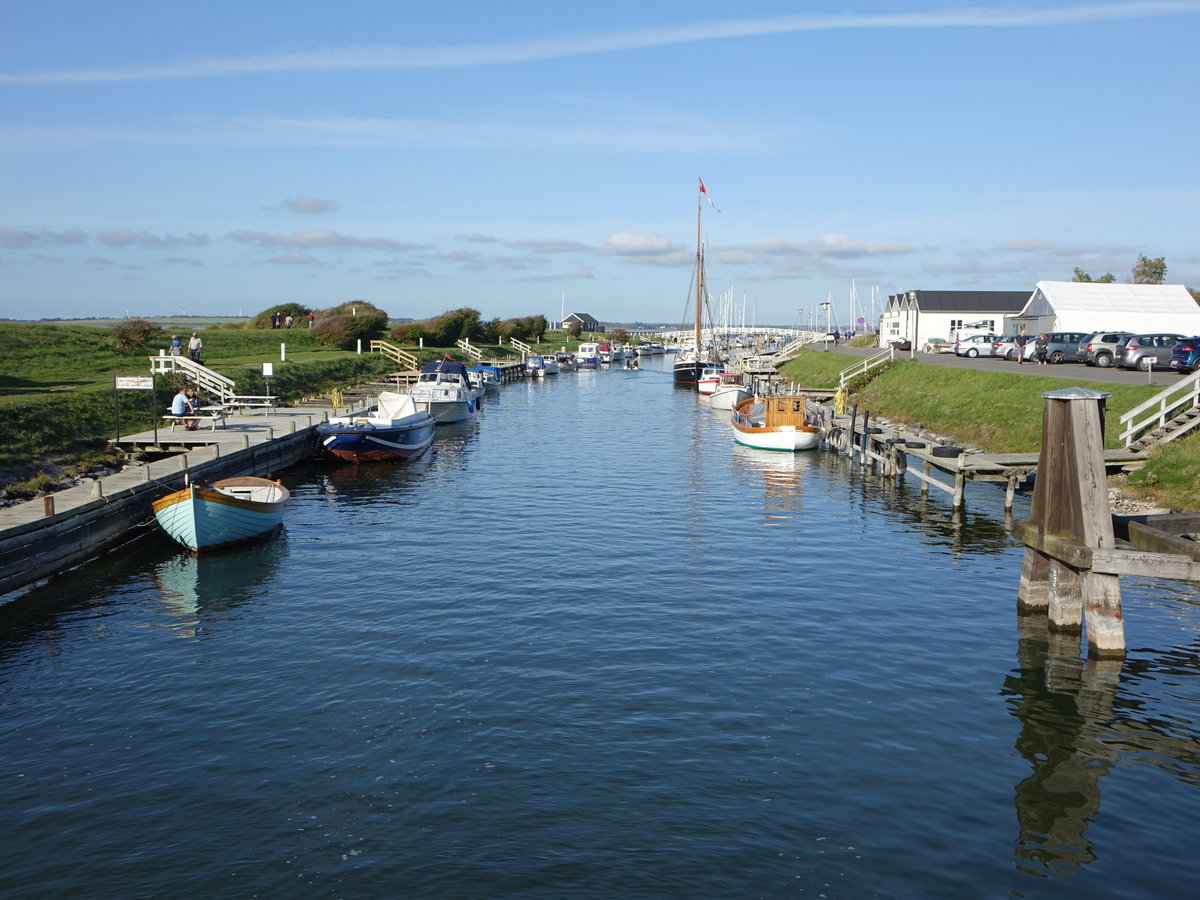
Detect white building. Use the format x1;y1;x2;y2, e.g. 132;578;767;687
879;290;1030;349
1012;281;1200;335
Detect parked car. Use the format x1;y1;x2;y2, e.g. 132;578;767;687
1037;331;1090;364
953;333;1002;357
1168;337;1200;374
1077;331;1132;368
992;333;1034;361
1116;333;1187;370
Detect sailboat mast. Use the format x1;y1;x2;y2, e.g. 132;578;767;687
695;195;703;355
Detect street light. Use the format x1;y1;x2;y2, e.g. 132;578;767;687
820;301;831;350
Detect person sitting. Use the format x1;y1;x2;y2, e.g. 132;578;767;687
184;389;203;429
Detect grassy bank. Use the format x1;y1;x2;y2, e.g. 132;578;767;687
776;349;1200;511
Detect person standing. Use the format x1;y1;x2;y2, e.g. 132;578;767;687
307;312;314;328
169;334;182;356
187;332;202;362
1013;326;1028;365
285;315;293;329
1034;333;1049;365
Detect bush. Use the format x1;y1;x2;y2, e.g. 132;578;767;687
249;302;311;329
108;318;163;355
311;301;389;350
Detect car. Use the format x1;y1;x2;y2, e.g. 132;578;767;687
1168;336;1200;374
1036;332;1090;364
992;333;1035;361
1078;331;1132;368
1116;333;1187;370
953;333;1001;357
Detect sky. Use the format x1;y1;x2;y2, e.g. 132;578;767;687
2;1;1198;330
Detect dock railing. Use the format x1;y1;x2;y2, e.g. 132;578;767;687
838;345;896;388
456;338;484;361
508;337;532;356
1117;369;1200;448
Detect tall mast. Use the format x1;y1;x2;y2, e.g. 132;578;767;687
695;194;703;355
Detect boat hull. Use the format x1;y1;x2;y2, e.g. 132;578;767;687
672;359;708;385
152;477;289;552
731;396;821;452
709;385;752;410
316;419;435;462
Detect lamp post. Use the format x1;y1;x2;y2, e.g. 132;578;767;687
820;301;831;350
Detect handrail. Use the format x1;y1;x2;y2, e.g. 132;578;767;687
1117;369;1200;447
149;354;236;404
509;337;532;355
368;340;420;370
838;346;896;388
456;338;484;361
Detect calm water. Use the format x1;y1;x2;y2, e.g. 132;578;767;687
2;357;1198;898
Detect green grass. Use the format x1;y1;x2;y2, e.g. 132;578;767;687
777;352;1200;511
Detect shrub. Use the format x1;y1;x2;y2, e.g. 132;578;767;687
249;302;311;329
311;301;389;350
108;318;164;355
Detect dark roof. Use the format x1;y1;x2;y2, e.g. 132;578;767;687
564;312;597;322
904;290;1030;312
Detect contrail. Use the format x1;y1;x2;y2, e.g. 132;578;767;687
1;2;1197;85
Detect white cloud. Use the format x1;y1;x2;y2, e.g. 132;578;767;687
228;229;424;252
0;226;87;248
4;4;1195;85
97;230;209;248
281;196;339;214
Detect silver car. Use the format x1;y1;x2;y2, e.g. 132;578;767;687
1116;333;1186;370
1078;331;1132;368
953;333;1002;357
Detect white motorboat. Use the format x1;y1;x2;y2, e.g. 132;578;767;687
408;360;478;423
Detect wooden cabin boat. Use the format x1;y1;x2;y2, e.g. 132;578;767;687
730;395;821;451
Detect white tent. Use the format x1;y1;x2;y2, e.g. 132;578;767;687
1015;281;1200;334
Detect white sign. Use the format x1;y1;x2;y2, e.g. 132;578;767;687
262;362;274;377
115;376;154;390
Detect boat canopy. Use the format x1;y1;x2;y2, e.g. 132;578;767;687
419;360;471;378
376;391;419;420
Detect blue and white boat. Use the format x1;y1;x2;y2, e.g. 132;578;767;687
153;476;289;552
409;360;478;423
576;343;602;369
316;391;436;462
470;364;503;393
525;354;559;377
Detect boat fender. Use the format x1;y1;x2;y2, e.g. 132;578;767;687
866;426;884;434
894;450;908;472
931;445;963;458
904;440;926;449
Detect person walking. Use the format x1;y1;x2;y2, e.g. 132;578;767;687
169;334;182;356
187;332;203;362
1013;326;1028;365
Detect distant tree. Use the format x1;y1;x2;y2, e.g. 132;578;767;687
1188;287;1200;305
565;319;582;339
108;318;163;355
1072;267;1115;283
610;328;630;343
1129;254;1167;284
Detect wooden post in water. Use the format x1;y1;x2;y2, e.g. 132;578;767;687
1017;387;1124;658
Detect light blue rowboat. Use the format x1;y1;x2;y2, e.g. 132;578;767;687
152;476;289;552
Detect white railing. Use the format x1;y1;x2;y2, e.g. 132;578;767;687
1118;369;1200;447
456;338;484;361
508;337;532;356
149;354;236;404
838;346;896;388
369;340;420;370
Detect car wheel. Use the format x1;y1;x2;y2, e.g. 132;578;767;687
966;348;979;358
1137;357;1153;371
1005;349;1016;361
1049;351;1064;364
1095;353;1112;368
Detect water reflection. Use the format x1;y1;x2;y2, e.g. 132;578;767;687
729;443;815;523
152;533;287;626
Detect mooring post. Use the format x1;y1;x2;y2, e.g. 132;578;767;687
921;460;930;498
1017;387;1124;658
848;404;858;459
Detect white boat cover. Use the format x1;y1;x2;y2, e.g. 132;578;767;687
377;391;418;420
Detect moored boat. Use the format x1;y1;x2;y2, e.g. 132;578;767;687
708;372;751;410
730;395;821;451
152;476;289;552
316;391;436;462
697;365;726;396
409;359;478;423
576;343;602;369
554;351;577;372
469;364;503;393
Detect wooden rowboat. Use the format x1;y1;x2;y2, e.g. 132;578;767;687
152;476;289;552
731;395;821;452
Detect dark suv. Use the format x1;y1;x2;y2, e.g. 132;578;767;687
1169;337;1200;374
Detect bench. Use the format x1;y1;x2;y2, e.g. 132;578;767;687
162;412;225;432
229;395;278;414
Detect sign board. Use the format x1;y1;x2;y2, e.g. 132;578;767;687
115;376;154;390
262;362;274;377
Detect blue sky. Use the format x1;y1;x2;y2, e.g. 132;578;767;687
2;1;1197;329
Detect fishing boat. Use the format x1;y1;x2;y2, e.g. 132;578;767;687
708;372;752;410
152;476;289;552
730;395;821;451
673;180;721;386
409;359;478;423
697;365;726;396
316;391;436;462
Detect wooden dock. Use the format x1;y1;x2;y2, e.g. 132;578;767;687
0;404;333;599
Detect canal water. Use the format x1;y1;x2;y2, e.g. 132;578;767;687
2;357;1198;898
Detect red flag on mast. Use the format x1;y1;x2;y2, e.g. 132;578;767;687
698;178;720;212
